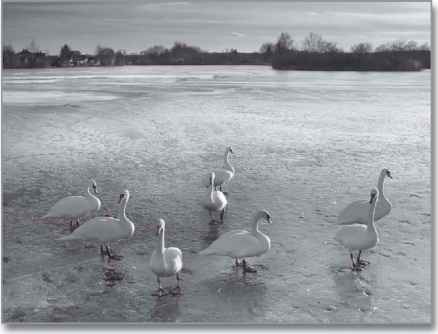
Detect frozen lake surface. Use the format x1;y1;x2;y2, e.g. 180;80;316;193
2;66;431;323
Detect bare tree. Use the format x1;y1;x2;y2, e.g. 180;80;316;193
303;32;339;53
275;32;294;53
351;42;373;54
260;42;275;54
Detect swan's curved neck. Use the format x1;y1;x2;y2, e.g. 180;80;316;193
119;198;128;221
210;176;215;201
377;173;385;195
87;187;98;200
224;151;234;173
157;229;165;254
368;200;377;231
252;215;263;235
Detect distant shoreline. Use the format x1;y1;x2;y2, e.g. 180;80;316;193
3;35;430;72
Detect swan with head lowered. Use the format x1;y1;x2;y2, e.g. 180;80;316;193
42;179;101;231
338;168;392;225
207;146;235;192
149;219;183;297
203;172;227;223
58;190;135;260
199;210;272;273
335;188;380;271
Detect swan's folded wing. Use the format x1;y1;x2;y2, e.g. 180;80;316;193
335;224;366;249
46;196;89;217
200;230;261;258
68;217;121;240
338;200;369;225
165;247;183;259
214;169;232;185
164;247;183;273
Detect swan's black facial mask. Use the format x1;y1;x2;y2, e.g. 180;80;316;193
118;193;125;204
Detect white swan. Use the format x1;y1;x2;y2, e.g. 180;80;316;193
58;190;135;260
149;219;183;297
209;146;235;191
335;188;380;271
338;168;392;225
42;179;101;231
204;172;227;223
199;210;272;273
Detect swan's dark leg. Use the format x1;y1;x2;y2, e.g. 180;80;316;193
100;245;106;256
152;276;167;297
171;273;183;296
220;208;225;223
76;218;80;228
69;220;74;232
209;210;218;225
350;253;356;269
235;258;244;267
105;245;123;261
351;252;362;271
243;259;257;273
357;250;369;268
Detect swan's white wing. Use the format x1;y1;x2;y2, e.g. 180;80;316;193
45;196;91;218
200;230;262;258
213;169;233;186
337;200;369;225
204;191;227;211
374;199;391;221
335;224;367;250
164;247;183;273
218;229;248;239
60;216;121;241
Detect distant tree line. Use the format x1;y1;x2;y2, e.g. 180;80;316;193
265;32;430;71
2;33;430;71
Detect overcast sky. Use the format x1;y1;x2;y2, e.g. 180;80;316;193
3;1;430;54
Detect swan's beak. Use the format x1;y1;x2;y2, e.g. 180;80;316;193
156;226;162;236
369;194;376;204
388;173;393;179
93;185;99;194
267;217;273;224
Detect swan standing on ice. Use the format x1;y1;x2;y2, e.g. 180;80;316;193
42;179;101;231
199;210;272;273
58;190;135;260
204;172;227;223
338;168;392;225
335;188;380;271
210;146;235;192
149;219;183;297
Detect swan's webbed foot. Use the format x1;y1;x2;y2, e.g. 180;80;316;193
151;288;168;297
242;260;257;273
358;259;370;267
109;254;124;261
352;264;363;272
170;286;182;296
209;219;219;225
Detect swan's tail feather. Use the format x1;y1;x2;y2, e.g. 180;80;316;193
199;248;215;256
57;234;77;241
